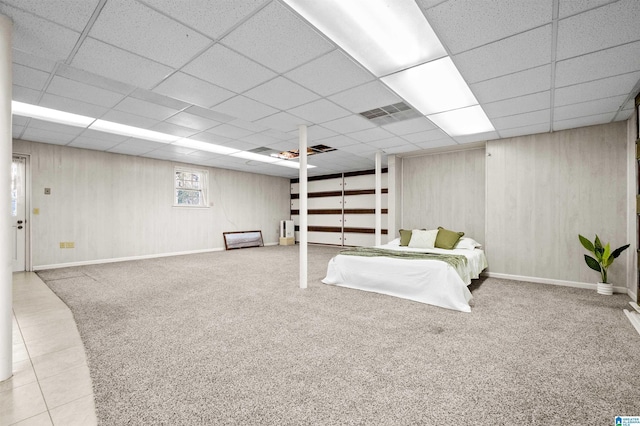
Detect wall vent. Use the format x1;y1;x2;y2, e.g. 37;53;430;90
359;102;422;125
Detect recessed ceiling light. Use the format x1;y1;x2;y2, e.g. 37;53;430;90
283;0;446;77
427;105;494;136
89;120;179;144
381;57;480;116
12;101;95;128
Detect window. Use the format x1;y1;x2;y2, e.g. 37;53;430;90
174;167;209;207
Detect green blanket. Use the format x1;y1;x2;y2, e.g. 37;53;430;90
339;247;469;281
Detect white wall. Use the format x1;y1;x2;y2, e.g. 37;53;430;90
486;122;629;287
14;140;290;268
401;147;486;244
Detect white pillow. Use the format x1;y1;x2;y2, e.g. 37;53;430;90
408;229;438;248
454;237;482;250
386;238;401;247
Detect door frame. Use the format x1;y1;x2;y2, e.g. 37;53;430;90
12;153;31;272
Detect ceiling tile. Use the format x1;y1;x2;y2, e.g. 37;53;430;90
402;128;450;144
46;76;125;108
347;128;396;143
100;110;160;129
553;112;616;131
68;136;121;151
483;91;551;119
555;41;640;87
493;109;550;131
383;144;422;155
412;138;458;151
289;125;337;141
554;71;640;106
13;116;29;127
421;0;552;54
553;95;628;121
0;3;80;61
39;93;109;118
21;126;77;145
12;49;56;72
89;0;211;68
205;123;254;139
164;111;221;131
497;123;551;138
107;138;166;155
72;38;173;89
183;44;276;93
221;1;334;73
150;122;199;138
13;85;43;104
55;64;135;95
153;72;235;108
285;50;374;96
454;25;552;84
239;132;280;146
210;95;278;122
314;134;359;149
470;65;551;103
142;0;267;40
321;115;377;134
381;117;437;136
328;81;402;114
244;77;319;110
288;99;350;124
128;88;190;111
558;0;615;18
28;118;85;136
557;0;640;60
77;129;129;143
254;111;307;132
365;137;408;150
184;106;234;123
2;0;100;32
114;97;180;121
228;118;269;133
188;132;232;145
263;128;297;141
13;64;50;90
338;142;381;155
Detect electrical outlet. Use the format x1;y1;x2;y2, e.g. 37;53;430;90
59;242;65;249
44;188;51;195
66;242;74;248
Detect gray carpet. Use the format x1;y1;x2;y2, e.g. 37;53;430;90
37;245;640;425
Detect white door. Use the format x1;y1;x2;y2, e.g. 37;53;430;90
11;156;26;272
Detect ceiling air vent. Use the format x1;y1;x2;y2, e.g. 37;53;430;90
359;102;422;125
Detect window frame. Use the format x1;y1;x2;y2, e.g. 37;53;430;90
173;166;210;208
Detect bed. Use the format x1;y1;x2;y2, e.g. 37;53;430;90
321;232;488;312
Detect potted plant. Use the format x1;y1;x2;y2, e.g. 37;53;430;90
578;234;630;295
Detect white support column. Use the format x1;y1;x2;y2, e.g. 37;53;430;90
375;151;382;246
0;14;12;382
299;125;308;289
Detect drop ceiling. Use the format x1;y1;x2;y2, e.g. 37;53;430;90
4;0;640;178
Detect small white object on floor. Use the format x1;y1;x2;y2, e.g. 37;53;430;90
630;301;640;314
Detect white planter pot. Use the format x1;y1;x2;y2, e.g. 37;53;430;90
597;282;613;295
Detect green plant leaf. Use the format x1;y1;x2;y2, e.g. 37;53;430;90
603;243;611;263
584;255;601;273
612;244;630;259
579;235;594;253
594;235;603;251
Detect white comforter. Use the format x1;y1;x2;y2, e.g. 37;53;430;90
321;242;488;312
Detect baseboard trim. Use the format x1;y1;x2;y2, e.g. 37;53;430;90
33;242;279;270
483;272;628;294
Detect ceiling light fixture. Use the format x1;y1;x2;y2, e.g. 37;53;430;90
381;57;479;115
89;120;179;144
282;0;446;77
427;105;495;136
12;101;95;128
283;0;495;137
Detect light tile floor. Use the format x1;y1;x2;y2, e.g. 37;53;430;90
1;272;97;426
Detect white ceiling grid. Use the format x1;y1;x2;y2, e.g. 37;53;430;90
2;0;639;178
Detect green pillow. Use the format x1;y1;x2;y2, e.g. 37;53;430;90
434;226;464;249
399;229;412;246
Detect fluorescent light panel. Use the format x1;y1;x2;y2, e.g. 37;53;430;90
381;57;479;116
89;119;179;144
283;0;446;77
427;105;494;136
12;101;95;127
